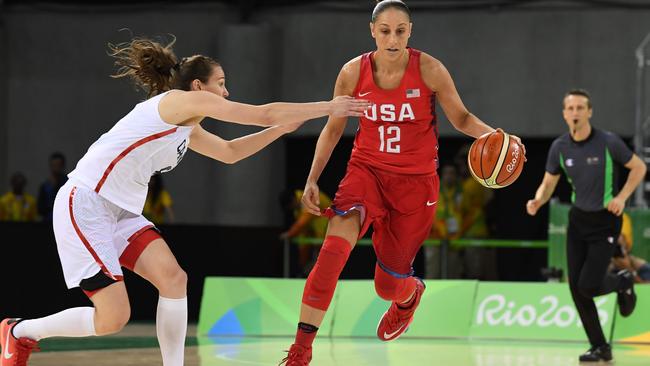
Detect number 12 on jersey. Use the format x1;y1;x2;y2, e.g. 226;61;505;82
378;125;401;153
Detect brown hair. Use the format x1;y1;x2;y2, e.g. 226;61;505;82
372;0;411;23
564;88;592;109
108;35;221;98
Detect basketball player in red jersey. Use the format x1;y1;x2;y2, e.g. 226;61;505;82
280;1;524;364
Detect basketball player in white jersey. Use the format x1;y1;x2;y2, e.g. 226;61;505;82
0;37;370;366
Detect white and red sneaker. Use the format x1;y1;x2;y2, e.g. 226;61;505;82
279;343;312;366
376;278;425;341
0;319;39;366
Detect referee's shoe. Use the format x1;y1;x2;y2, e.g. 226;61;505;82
579;343;612;362
617;269;637;317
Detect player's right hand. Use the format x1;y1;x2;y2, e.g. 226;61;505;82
302;181;322;216
329;96;371;118
495;128;527;162
526;199;540;216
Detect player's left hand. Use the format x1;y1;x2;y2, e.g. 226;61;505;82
496;128;527;162
607;197;625;216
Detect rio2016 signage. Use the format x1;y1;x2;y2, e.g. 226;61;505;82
471;283;616;341
476;294;609;328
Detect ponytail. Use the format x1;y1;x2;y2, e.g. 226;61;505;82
109;34;221;97
108;36;178;97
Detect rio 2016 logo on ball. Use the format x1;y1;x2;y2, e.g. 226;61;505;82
468;130;524;188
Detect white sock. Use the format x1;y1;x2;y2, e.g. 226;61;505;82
12;307;96;341
157;296;187;366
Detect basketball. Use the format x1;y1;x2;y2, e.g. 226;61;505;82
468;130;524;188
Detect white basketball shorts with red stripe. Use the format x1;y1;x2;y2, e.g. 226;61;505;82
52;180;155;289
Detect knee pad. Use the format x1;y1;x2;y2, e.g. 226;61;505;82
302;235;352;311
374;263;416;303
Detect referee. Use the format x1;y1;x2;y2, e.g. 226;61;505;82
527;89;646;363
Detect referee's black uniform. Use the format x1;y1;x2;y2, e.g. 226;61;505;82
546;128;634;357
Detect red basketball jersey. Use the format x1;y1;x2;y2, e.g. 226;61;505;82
350;48;438;176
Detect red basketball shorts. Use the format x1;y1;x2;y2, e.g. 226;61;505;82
327;160;439;275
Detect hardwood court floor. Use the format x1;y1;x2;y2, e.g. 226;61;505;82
27;324;650;365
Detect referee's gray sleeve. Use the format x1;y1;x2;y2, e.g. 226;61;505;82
605;132;633;165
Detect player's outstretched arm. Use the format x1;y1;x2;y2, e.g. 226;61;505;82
161;90;370;127
188;122;303;164
526;172;561;216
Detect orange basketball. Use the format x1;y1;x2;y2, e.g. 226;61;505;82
468;130;524;188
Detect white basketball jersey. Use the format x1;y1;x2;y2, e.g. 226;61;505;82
68;91;193;214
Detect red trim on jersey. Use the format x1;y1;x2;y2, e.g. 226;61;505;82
120;227;161;271
68;187;123;282
127;224;155;242
94;127;178;193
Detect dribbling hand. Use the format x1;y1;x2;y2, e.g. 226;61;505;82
330;96;372;118
526;199;541;216
301;181;322;216
496;128;527;162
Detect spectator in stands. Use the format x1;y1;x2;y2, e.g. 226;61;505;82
0;172;38;222
280;189;332;275
611;213;650;283
143;174;175;224
455;144;498;280
37;152;68;221
427;164;463;278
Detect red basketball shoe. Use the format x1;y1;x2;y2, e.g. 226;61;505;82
1;319;40;366
279;343;312;366
376;278;425;341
